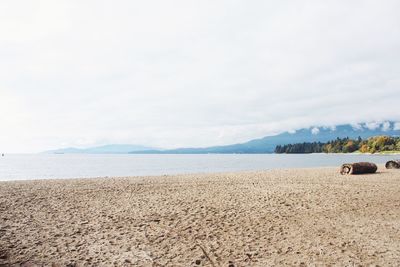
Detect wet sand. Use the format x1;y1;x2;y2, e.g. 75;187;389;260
1;166;400;266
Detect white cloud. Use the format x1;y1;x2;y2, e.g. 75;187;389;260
351;123;363;131
365;122;381;130
382;121;392;131
311;127;320;135
1;1;400;152
394;122;400;131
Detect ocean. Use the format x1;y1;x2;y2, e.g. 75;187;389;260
0;153;397;181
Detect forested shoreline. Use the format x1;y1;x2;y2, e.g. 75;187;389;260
275;136;400;154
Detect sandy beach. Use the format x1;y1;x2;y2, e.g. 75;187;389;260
1;166;400;266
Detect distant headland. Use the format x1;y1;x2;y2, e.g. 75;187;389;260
45;121;400;154
275;135;400;154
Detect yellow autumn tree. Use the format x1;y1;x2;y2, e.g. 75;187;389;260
360;144;369;153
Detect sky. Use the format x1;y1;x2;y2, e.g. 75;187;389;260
1;0;400;153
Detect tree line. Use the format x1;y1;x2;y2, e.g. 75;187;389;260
275;136;400;154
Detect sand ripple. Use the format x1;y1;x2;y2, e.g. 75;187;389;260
1;166;400;266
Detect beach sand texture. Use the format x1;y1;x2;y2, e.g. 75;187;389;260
1;166;400;266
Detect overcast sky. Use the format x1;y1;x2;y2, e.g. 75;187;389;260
1;0;400;152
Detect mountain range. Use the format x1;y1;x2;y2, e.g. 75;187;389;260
46;121;400;154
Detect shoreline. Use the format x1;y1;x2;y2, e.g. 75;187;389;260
0;166;339;183
1;167;400;266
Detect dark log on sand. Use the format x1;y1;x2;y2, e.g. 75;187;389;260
340;162;377;175
385;160;400;169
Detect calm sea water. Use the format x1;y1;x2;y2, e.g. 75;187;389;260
0;153;397;181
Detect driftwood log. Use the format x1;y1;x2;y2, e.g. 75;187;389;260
385;160;400;169
340;162;377;175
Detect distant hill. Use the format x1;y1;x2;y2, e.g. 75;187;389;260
45;122;400;154
131;122;400;154
45;144;155;154
275;136;400;154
